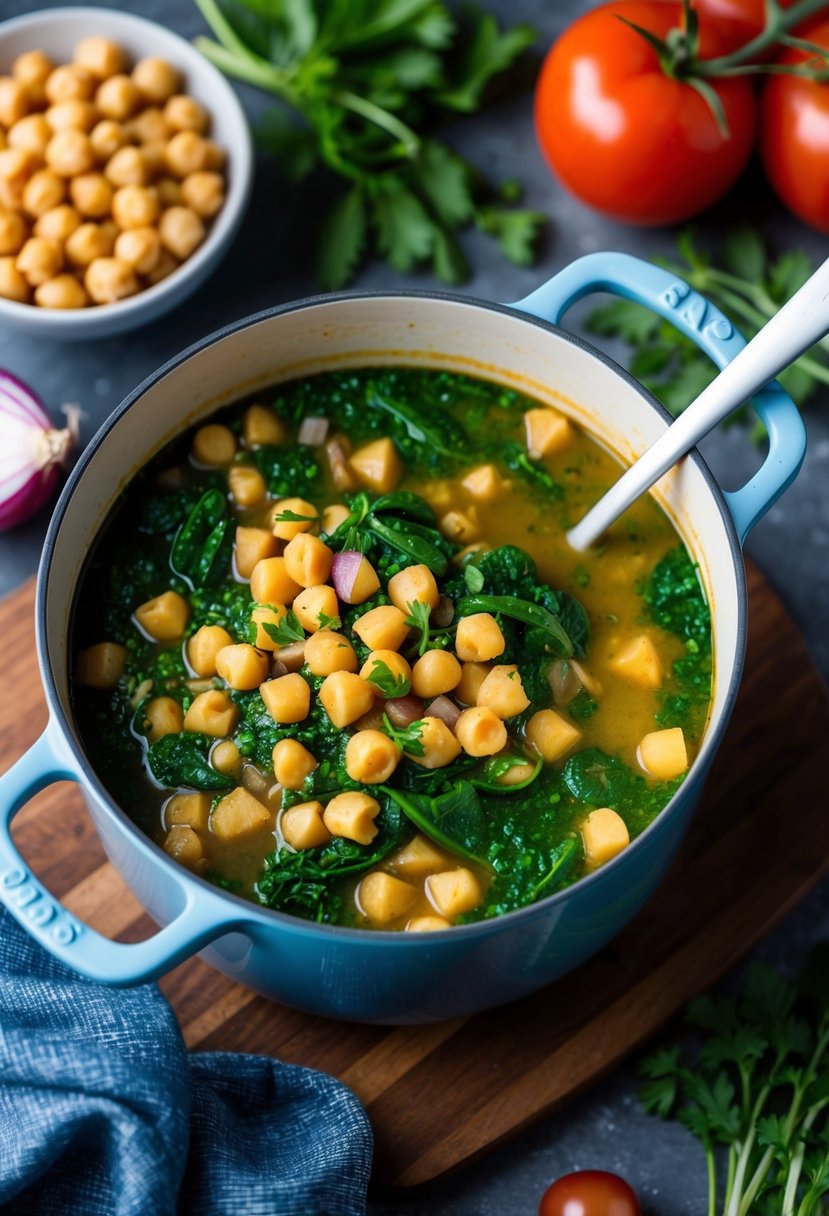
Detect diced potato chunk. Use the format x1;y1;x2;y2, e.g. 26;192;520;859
345;729;401;783
249;603;287;650
524;407;573;459
387;564;439;614
455;706;507;757
283;532;332;587
411;649;461;698
75;641;126;688
234;526;278;580
243;402;285;447
360;649;412;694
358;871;416;924
350;436;402;494
389;833;450;878
272;738;317;789
406;915;450;932
293;584;339;633
259;672;311;724
319;671;374;728
280;800;330;851
526;709;581;763
638;727;688;780
476;665;530;719
183;689;238;737
163;824;204;869
338;554;380;605
461;463;506;502
353;604;409;652
215;643;270;691
228;464;266;507
426;867;483;918
455;613;505;662
321;503;350;536
134;590;189;641
608;634;664;690
581;807;630;868
271;496;318;541
249;556;302;606
440;508;479;544
211;785;271;842
165;790;210;832
408;716;462;769
455;661;492;706
188;624;233;676
304;629;357;676
144;695;183;742
192;422;236;466
323;790;380;845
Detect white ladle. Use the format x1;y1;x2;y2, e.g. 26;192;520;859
567;257;829;552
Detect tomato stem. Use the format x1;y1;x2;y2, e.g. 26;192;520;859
693;0;829;76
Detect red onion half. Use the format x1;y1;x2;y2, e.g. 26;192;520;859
0;370;79;531
331;550;363;603
425;696;461;731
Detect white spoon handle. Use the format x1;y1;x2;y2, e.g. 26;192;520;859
567;256;829;552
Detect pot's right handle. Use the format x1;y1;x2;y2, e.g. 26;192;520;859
511;251;807;544
0;726;241;986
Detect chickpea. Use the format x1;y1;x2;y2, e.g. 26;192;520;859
476;664;530;719
114;226;160;274
0;77;30;128
358;872;416;924
411;649;462;699
323;791;380;846
46;129;95;177
455;613;505;663
345;730;401;784
95;74;141;121
104;145;148;187
143;695;183;742
16;236;63;286
0;178;24;213
21;169;64;218
203;140;226;171
158;205;205;260
360;649;412;693
135;590;189;640
319;671;375;729
215;642;270;691
387;564;439;615
34;204;81;243
455;706;508;757
127;107;170;145
45;99;98;133
272;738;318;790
292;584;339;634
165;130;211;178
65;221;115;266
133;57;181;104
164;94;209;133
408;717;462;769
0;147;40;189
90;119;128;162
68;172;112;218
84;256;139;304
525;709;581;764
156;176;181;208
281;802;330;851
8;114;51;155
259;672;311;724
192;423;236;466
0;256;30;302
188;624;233;677
283;533;333;589
12;51;54;99
211;740;241;777
111;183;159;229
34;273;88;309
0;132;7;153
183;689;238;737
45;65;95;105
74;36;127;80
353;605;409;652
141;141;167;179
0;210;27;256
75;641;127;688
304;630;357;677
228;464;267;508
144;248;178;286
181;170;224;218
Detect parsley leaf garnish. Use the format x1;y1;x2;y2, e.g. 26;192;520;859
317;611;341;631
365;659;412;699
404;600;433;657
381;712;425;756
261;609;305;647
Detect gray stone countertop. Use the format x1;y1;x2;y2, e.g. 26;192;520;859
0;1;827;1212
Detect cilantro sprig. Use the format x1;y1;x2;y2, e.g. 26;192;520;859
381;712;425;756
364;659;412;699
587;228;829;436
260;608;305;647
193;0;544;288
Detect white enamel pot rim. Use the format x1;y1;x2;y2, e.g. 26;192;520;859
30;274;800;950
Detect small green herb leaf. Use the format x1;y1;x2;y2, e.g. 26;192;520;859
381;712;424;756
365;659;412;699
261;608;306;647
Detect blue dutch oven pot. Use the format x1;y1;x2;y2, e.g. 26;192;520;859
0;253;806;1023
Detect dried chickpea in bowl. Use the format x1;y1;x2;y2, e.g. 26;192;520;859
0;33;227;311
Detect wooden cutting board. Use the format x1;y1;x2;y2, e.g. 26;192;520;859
2;565;828;1190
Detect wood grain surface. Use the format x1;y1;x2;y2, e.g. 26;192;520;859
2;565;828;1189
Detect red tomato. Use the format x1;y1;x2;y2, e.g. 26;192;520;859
691;0;799;54
760;19;829;231
534;2;757;225
539;1170;641;1216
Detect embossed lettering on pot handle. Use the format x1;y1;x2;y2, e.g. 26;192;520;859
511;251;807;545
0;727;241;985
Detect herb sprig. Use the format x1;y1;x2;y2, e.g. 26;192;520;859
261;608;305;647
193;0;543;288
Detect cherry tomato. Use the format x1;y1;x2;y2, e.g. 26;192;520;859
760;18;829;232
539;1170;641;1216
534;2;757;225
691;0;800;55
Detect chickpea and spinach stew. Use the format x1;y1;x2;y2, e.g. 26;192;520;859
73;368;712;931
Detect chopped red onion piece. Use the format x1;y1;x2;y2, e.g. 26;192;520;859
425;696;461;730
298;415;330;446
385;693;425;728
276;642;305;672
433;595;455;627
270;658;289;679
331;550;363;601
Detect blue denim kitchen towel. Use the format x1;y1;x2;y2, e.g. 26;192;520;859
0;908;372;1216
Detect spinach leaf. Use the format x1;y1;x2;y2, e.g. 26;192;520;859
170;490;231;589
147;732;233;792
532;837;580;899
562;748;641;810
457;593;574;658
470;753;542;793
254;442;322;497
499;441;563;499
645;547;710;649
382;781;489;866
367;384;467;463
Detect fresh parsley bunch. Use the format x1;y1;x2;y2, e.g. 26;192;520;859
194;0;543;288
641;948;829;1215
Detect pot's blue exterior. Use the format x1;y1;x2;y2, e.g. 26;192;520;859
0;252;807;1023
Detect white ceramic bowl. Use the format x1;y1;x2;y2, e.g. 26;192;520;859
0;7;253;339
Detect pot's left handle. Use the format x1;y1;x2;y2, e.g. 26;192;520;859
0;728;240;986
511;251;806;544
